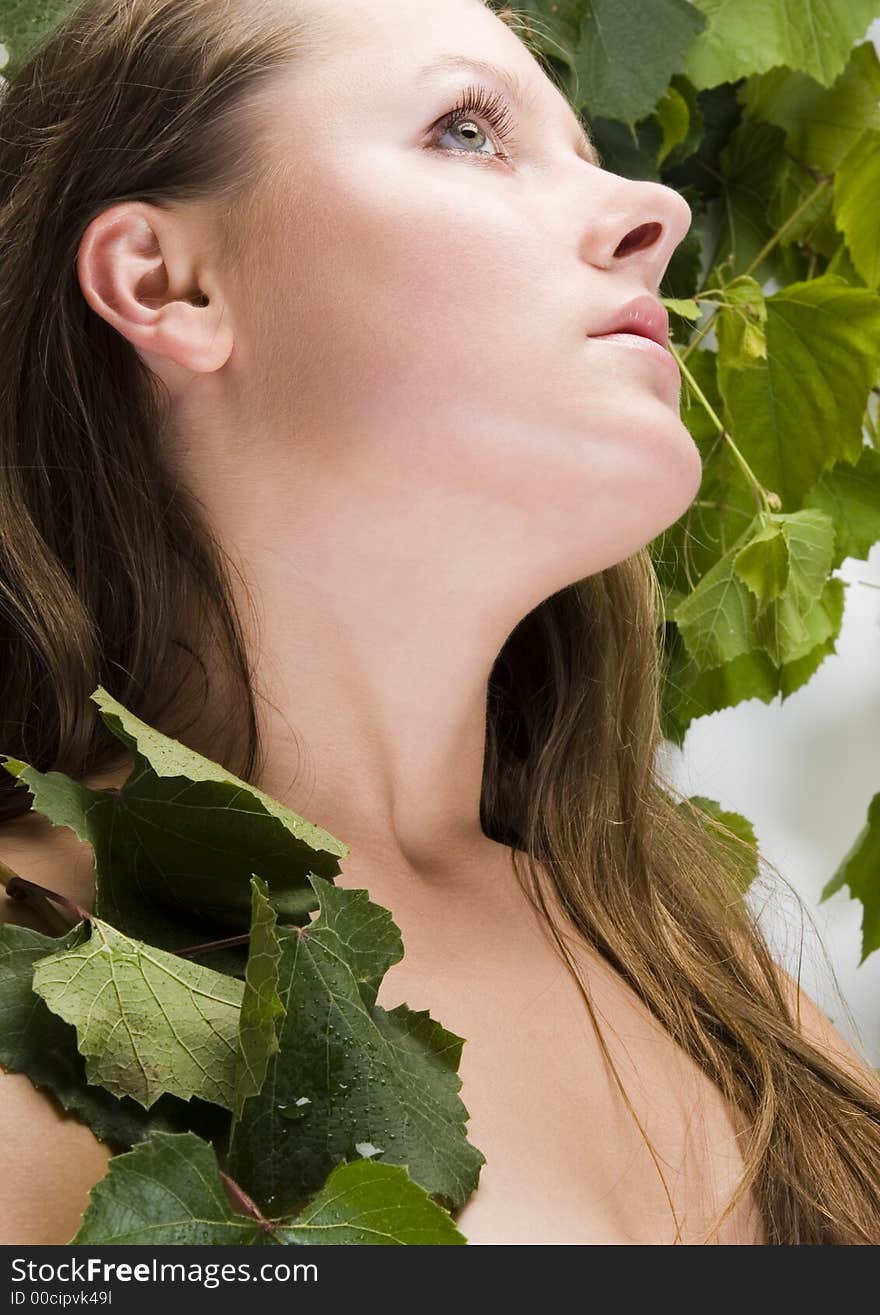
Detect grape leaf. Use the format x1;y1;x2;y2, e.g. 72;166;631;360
679;796;759;891
833;128;880;290
716;276;880;511
739;41;880;177
572;0;706;128
661;575;846;741
0;923;230;1149
802;446;880;569
672;510;835;671
734;521;789;600
227;875;485;1217
232;875;285;1121
712;118;790;290
70;1130;465;1246
821;791;880;964
0;685;349;966
686;0;880;91
31;916;245;1109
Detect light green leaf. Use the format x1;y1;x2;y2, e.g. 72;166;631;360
739;42;880;176
672;510;835;670
821;792;880;964
655;83;691;166
1;685;349;965
71;1130;465;1246
778;576;847;698
232;876;285;1122
660;575;846;741
716;276;880;510
31;917;244;1110
662;296;702;321
834;128;880;290
802;446;880;568
227;875;485;1218
686;0;879;90
734;521;790;600
717;276;768;366
679;796;759;891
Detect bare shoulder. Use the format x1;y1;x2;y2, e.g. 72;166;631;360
0;1066;115;1244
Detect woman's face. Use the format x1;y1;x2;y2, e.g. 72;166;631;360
219;0;702;583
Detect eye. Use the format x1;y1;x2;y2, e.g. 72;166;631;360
429;83;517;162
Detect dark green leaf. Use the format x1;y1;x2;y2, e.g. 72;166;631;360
227;875;485;1217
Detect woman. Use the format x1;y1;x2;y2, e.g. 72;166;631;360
1;0;879;1246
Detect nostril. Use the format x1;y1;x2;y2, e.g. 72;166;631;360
614;221;662;258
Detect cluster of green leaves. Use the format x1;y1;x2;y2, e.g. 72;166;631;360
0;689;483;1244
490;0;880;962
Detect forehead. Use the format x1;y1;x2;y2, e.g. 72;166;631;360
296;0;600;165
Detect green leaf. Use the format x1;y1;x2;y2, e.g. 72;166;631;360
232;876;285;1122
0;923;231;1149
662;296;702;321
802;446;880;568
716;276;880;510
713;118;789;283
227;875;485;1217
734;522;789;600
717;276;768;366
672;510;835;670
678;796;759;891
686;0;880;90
739;41;880;176
71;1130;465;1246
0;0;80;82
821;792;880;964
660;573;847;741
276;1159;466;1246
834;128;880;290
573;0;706;127
778;576;847;698
71;1131;268;1246
1;685;349;964
31;917;244;1109
655;83;691;167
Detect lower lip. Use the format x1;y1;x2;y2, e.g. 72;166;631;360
590;332;680;384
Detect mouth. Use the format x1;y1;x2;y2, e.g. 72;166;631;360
589;294;670;348
588;330;681;385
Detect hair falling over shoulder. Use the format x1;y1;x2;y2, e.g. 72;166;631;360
0;0;878;1244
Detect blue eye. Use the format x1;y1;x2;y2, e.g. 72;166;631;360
430;83;517;160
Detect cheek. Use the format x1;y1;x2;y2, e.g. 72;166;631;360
253;156;565;419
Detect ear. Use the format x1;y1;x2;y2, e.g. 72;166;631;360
75;200;234;382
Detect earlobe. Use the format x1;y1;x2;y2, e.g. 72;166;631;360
75;200;234;376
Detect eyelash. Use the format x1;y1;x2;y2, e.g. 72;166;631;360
431;83;518;161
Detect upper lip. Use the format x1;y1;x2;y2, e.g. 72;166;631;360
589;294;669;348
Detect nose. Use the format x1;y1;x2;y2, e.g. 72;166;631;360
584;180;693;287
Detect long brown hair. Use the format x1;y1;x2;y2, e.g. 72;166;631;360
1;0;878;1244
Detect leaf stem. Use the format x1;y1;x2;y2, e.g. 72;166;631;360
219;1170;277;1234
0;862;89;929
175;931;252;957
669;343;776;513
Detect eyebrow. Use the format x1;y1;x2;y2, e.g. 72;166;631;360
416;54;602;168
